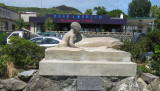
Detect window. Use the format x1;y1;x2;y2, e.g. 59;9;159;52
5;22;8;30
12;24;16;31
31;38;43;44
8;33;19;39
43;38;59;44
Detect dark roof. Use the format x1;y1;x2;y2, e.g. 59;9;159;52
30;14;127;25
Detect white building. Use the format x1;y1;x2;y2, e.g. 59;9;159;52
126;17;155;33
20;12;37;22
0;6;19;32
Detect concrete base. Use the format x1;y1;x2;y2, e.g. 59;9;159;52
39;60;137;76
45;47;131;62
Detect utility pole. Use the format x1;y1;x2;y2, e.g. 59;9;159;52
41;0;42;8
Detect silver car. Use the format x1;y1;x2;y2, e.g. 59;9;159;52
30;37;61;48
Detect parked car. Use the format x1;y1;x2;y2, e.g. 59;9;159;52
38;32;63;39
7;29;41;44
30;37;61;48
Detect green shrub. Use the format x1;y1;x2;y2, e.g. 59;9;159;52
0;55;11;75
137;65;151;73
121;29;160;62
1;37;45;68
151;45;160;76
121;38;150;62
0;33;7;45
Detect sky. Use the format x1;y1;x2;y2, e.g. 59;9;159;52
0;0;160;14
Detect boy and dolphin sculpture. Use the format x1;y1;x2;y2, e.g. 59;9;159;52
57;22;123;49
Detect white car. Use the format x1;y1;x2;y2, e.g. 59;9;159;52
30;37;61;48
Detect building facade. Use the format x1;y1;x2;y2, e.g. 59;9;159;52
126;17;155;34
29;14;127;33
0;6;19;32
20;12;37;22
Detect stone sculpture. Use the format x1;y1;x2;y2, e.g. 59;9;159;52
58;22;82;48
75;37;123;49
58;22;123;49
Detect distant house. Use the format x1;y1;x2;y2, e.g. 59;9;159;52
0;6;19;32
126;17;155;34
20;12;37;22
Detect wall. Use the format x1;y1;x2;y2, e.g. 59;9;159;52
20;12;37;22
0;7;19;32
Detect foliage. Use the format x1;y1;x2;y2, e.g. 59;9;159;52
150;45;160;76
16;19;28;30
0;55;11;75
147;29;160;48
44;17;57;31
0;32;7;45
54;5;81;14
1;37;45;68
121;29;160;62
108;9;124;17
150;5;160;28
121;37;151;62
84;9;93;15
0;3;82;16
128;0;151;17
94;6;107;15
137;65;151;73
150;5;160;18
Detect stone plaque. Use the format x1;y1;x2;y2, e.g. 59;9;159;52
77;76;103;91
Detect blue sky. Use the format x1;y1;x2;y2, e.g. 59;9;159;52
0;0;160;13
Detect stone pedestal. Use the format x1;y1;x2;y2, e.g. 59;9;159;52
39;47;137;76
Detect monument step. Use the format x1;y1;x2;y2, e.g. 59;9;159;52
39;59;136;76
45;47;131;62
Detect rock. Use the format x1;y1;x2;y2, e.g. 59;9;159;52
0;89;7;91
62;79;77;91
18;70;37;82
158;84;160;91
149;79;160;91
141;73;159;84
0;84;3;89
25;73;61;91
102;77;114;90
60;78;75;88
137;78;150;91
109;77;124;82
1;78;27;91
111;77;141;91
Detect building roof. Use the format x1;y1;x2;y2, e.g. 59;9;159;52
29;14;127;25
128;17;155;20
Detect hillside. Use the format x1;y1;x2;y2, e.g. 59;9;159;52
0;3;82;16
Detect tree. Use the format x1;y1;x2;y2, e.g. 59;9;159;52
84;9;93;15
94;6;107;15
108;9;124;17
150;5;160;18
16;19;28;30
44;17;56;31
128;0;151;17
150;6;160;28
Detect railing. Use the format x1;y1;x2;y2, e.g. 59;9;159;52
53;31;133;41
